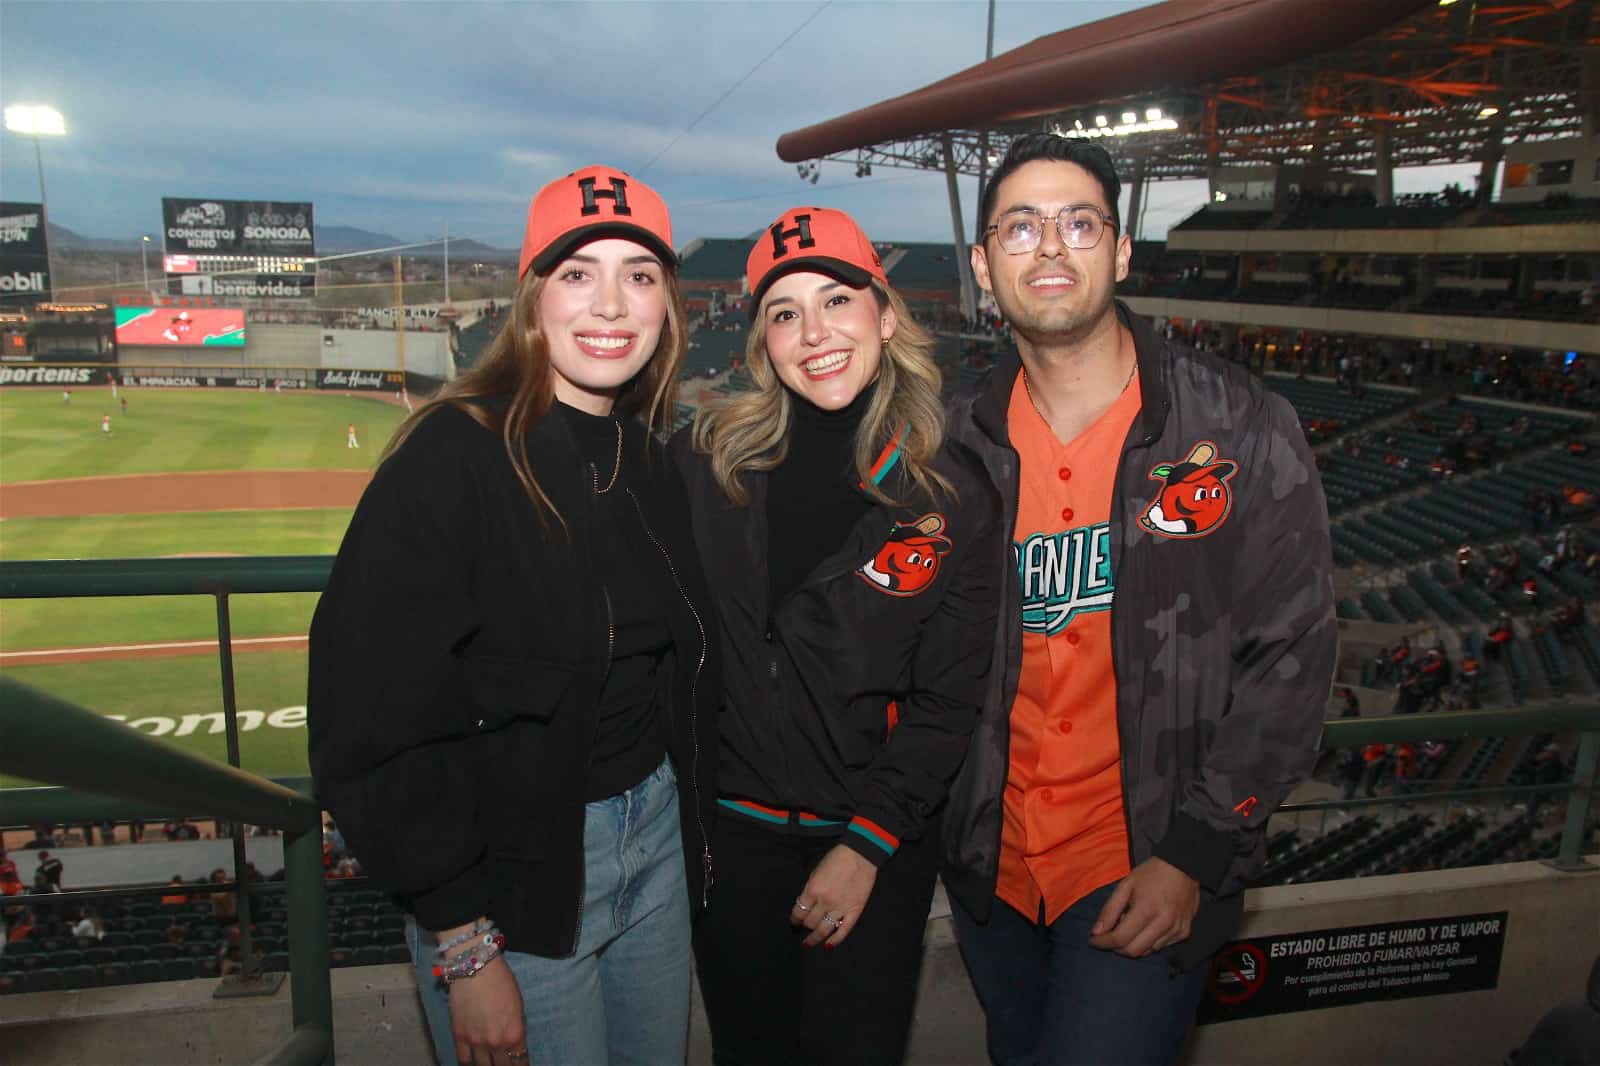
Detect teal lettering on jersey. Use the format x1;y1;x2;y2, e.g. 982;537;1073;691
1014;522;1115;635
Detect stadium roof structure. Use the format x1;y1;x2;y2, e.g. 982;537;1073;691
775;0;1598;181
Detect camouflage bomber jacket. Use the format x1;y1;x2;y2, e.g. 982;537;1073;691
940;301;1337;970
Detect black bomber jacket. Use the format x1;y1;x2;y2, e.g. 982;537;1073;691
670;427;1005;867
941;303;1337;971
308;402;720;958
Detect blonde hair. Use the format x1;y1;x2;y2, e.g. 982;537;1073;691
692;280;950;507
383;263;688;530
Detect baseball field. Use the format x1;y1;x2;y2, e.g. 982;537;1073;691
0;384;408;788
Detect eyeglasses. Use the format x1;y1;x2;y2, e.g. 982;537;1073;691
982;205;1117;254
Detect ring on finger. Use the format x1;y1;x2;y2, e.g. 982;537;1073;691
824;913;845;929
793;899;811;913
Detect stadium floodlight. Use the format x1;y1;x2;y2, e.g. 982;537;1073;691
4;105;65;137
1478;106;1500;118
1094;115;1109;127
1146;107;1163;122
5;104;66;302
1121;112;1138;125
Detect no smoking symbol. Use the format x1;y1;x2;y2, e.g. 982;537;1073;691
1210;942;1267;1005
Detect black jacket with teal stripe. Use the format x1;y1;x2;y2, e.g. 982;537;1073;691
670;427;1004;867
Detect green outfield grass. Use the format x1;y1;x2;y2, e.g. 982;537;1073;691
1;649;312;788
0;510;351;651
0;386;405;483
0;508;354;561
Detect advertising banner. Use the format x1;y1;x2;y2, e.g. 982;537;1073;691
119;372;309;389
0;201;51;307
0;363;107;386
317;368;404;391
1197;911;1508;1025
114;307;247;348
161;198;315;299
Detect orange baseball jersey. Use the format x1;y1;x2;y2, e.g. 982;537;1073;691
996;372;1139;924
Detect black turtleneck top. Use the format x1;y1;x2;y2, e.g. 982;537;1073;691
556;400;671;800
767;385;878;610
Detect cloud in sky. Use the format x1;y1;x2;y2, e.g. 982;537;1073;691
1;0;1480;252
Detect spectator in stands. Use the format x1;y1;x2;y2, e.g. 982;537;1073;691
163;817;200;841
1361;744;1390;797
1392;742;1419;797
71;908;104;943
309;165;715;1066
674;204;999;1066
944;133;1335;1066
1486;613;1515;659
1338;748;1365;801
1339;687;1361;718
34;850;63;892
160;875;188;906
1524;577;1541;609
0;855;22;898
22;825;56;849
1457;543;1475;582
1460;652;1482;707
5;907;35;946
207;868;237;926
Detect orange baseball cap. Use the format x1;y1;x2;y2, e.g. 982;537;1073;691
518;165;676;279
746;206;886;307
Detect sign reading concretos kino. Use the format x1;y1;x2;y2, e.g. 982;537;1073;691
161;198;316;255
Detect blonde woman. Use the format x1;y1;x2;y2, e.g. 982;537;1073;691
309;166;719;1066
672;206;1002;1064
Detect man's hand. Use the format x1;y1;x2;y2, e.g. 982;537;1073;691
1088;857;1199;958
790;845;879;949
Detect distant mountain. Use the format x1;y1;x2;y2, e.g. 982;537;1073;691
43;221;516;259
313;224;404;253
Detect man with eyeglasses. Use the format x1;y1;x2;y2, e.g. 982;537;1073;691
941;133;1336;1064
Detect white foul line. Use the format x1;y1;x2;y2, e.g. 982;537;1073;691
0;635;308;661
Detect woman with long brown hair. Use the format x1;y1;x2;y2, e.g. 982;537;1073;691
309;166;719;1066
672;206;1002;1064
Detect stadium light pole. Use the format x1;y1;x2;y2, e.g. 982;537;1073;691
4;105;66;302
140;235;152;298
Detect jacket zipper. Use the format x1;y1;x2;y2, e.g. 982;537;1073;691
627;489;713;907
567;459;616;955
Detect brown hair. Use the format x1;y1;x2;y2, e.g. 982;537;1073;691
383;262;688;530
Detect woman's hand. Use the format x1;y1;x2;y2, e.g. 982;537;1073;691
447;956;527;1065
790;844;878;949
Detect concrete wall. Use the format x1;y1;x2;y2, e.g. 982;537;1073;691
7;838;284;890
119;324;451;378
1167;223;1600;256
3;860;1594;1065
1122;296;1600;355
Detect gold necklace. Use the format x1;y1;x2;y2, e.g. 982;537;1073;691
1021;357;1136;420
595;420;622;494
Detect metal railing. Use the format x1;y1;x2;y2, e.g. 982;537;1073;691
0;554;1596;1062
0;678;332;1065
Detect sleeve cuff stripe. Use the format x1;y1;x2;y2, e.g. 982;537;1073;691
848;818;899;855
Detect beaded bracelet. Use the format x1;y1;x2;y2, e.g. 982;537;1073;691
433;928;507;984
433;917;493;959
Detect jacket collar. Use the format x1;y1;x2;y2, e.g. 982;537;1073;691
970;299;1171;451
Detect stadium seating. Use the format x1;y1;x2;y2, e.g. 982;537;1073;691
0;879;413;995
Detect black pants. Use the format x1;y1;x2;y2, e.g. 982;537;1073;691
693;811;941;1066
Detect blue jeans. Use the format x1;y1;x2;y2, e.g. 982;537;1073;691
408;757;691;1065
950;883;1208;1066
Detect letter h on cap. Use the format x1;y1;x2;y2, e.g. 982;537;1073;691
578;176;631;217
769;214;815;259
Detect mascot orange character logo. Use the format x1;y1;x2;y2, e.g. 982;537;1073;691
1140;441;1237;538
858;514;952;596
